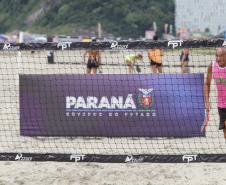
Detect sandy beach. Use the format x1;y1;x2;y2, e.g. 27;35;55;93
0;162;226;185
0;49;225;184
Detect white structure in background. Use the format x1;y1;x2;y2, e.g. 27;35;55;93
145;30;155;39
19;31;47;43
175;0;226;36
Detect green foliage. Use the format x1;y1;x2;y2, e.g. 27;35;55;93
0;0;174;38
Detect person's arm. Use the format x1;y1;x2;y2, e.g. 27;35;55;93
204;63;212;112
83;51;88;63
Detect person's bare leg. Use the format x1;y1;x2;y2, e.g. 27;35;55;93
157;66;163;73
184;61;189;73
86;68;91;74
129;66;134;74
224;121;226;139
223;129;226;139
92;68;97;74
151;65;157;73
181;61;184;73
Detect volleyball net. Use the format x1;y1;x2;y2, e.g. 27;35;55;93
0;40;225;163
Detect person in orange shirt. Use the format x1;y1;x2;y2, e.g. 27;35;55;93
84;50;100;74
148;35;164;73
83;49;101;74
83;39;101;74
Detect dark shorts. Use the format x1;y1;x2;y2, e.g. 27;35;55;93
87;59;99;69
218;107;226;130
150;60;162;67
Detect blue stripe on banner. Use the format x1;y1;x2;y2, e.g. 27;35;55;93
66;109;152;112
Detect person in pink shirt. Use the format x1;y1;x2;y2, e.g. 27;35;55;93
204;48;226;139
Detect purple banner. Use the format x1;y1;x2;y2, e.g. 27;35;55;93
20;74;205;137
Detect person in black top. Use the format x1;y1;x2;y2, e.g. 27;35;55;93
180;48;190;73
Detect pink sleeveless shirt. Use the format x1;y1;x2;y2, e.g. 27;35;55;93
212;61;226;108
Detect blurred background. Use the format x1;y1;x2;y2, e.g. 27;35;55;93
0;0;225;43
